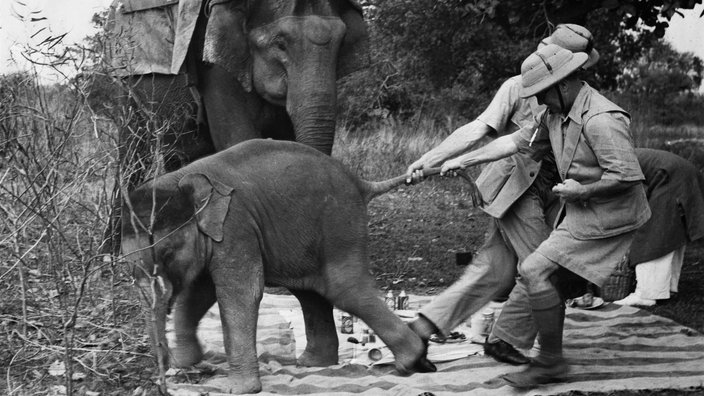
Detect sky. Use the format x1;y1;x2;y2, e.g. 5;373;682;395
1;0;703;83
0;0;112;82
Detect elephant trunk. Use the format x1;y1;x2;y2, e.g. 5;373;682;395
138;277;171;373
287;83;338;156
286;17;343;156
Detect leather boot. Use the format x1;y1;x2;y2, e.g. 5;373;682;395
502;304;568;388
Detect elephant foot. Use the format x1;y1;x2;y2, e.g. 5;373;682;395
392;332;437;376
172;337;204;367
297;349;338;367
204;374;262;394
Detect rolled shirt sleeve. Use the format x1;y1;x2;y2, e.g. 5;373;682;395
477;78;520;133
584;113;644;182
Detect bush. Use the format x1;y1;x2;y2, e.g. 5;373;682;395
0;70;158;395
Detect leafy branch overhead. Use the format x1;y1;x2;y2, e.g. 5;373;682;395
341;0;703;127
452;0;702;35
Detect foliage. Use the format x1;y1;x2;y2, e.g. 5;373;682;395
0;69;159;395
340;0;703;128
621;40;703;96
604;41;704;128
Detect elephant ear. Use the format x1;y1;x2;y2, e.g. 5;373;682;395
337;0;370;79
178;173;234;242
202;0;253;92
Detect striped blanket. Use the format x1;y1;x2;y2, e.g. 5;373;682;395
167;293;704;395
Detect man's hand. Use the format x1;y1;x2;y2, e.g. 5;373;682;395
406;159;429;185
552;179;587;202
440;158;464;176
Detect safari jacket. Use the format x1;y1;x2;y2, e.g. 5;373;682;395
512;83;651;240
475;76;546;218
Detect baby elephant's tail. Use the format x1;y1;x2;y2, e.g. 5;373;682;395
359;167;483;207
358;168;443;203
359;175;409;203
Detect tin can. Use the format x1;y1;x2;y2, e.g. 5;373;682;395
384;290;396;310
481;310;495;335
396;290;408;311
368;347;384;361
340;313;354;334
469;313;485;343
361;328;370;344
364;328;376;343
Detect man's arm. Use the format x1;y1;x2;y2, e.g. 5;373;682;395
406;77;524;180
440;133;519;175
554;112;644;202
553;179;641;202
405;120;493;175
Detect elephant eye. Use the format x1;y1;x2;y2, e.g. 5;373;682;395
271;36;287;52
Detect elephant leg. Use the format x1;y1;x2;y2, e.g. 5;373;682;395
199;64;262;150
207;243;264;394
171;271;217;367
324;265;431;375
290;289;338;366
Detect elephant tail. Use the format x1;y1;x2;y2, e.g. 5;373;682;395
359;167;444;202
359;175;409;203
359;167;483;207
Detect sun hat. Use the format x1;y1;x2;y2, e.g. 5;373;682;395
538;24;600;69
519;44;589;98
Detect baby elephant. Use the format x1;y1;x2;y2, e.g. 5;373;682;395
120;139;435;394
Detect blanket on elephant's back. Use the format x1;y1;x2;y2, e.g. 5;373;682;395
104;0;367;77
166;293;704;395
105;0;200;76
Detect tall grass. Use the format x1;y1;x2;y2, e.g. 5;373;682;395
333;115;486;184
623;93;704;172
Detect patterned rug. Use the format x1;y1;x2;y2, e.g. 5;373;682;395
166;293;704;395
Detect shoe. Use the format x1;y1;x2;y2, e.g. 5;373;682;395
501;359;569;388
430;331;466;344
613;293;655;307
483;338;530;365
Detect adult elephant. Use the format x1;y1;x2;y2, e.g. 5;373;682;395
102;0;368;253
105;0;368;175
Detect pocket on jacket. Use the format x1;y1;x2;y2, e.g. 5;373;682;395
567;187;649;239
592;188;645;232
476;160;515;204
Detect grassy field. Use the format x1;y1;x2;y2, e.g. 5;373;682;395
2;94;704;394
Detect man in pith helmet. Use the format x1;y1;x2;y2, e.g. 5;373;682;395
428;44;650;386
405;24;603;368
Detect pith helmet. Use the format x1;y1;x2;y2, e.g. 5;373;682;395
520;44;588;98
539;24;600;69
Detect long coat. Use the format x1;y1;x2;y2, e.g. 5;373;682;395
629;148;704;265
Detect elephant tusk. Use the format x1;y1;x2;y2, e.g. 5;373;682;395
156;275;167;297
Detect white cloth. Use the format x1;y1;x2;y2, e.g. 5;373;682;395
634;245;686;300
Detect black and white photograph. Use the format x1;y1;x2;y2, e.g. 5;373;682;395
1;0;703;394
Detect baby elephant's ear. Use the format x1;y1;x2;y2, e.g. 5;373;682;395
178;173;234;242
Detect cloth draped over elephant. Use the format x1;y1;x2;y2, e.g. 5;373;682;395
105;0;369;81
